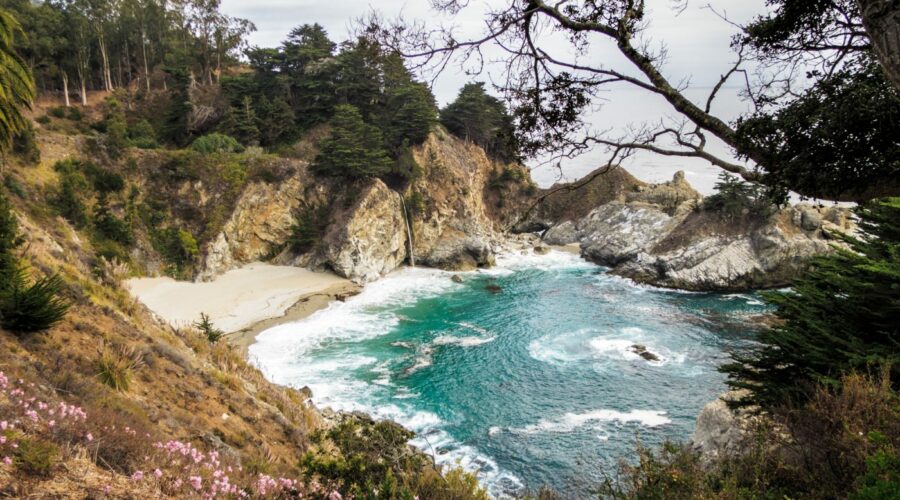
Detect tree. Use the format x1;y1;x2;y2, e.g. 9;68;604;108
369;0;899;201
379;53;437;153
857;0;900;90
440;83;518;162
0;8;35;150
311;104;392;179
0;190;69;334
722;197;900;409
161;66;191;145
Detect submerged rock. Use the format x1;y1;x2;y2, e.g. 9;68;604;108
451;274;464;283
485;284;503;294
629;344;660;361
533;244;550;255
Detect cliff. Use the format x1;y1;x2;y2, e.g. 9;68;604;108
198;126;533;283
521;168;853;291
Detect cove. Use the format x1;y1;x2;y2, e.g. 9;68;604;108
249;251;766;497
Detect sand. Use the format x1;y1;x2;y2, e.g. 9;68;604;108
126;263;360;355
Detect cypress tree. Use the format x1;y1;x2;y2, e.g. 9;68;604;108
311;104;392;179
722;197;900;408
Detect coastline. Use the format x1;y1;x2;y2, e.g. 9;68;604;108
229;280;360;357
125;263;360;353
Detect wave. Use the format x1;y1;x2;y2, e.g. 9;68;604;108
509;409;672;435
433;334;496;347
529;327;684;367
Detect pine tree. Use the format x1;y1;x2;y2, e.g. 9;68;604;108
722;197;900;408
0;190;23;276
311;104;392;179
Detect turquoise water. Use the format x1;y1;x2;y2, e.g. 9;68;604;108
250;251;766;497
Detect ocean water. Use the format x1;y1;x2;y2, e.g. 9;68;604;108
249;251;766;497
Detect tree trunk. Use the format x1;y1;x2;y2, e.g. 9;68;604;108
62;72;70;108
141;24;151;92
857;0;900;91
78;67;88;106
98;33;113;91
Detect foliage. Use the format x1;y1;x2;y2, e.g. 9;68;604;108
93;194;133;246
288;202;330;254
220;96;260;146
50;160;90;227
162;67;191;146
602;371;900;499
701;172;779;220
0;8;35;151
0;265;70;334
441;82;519;163
104;98;129;158
194;313;223;344
735;56;900;201
0;189;23;275
311;105;392;178
96;345;144;392
723;198;900;409
190;132;244;155
153;227;198;277
128;119;157;149
13;438;58;476
11;122;39;164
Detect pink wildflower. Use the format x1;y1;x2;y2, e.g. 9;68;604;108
328;491;343;500
2;457;11;466
189;476;202;490
0;421;6;430
131;471;144;481
153;468;163;478
86;433;93;442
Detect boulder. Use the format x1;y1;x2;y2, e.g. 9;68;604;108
533;244;550;255
318;179;408;283
422;233;495;271
542;220;580;245
628;344;660;361
451;274;464;283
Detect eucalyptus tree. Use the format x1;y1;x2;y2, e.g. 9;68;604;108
368;0;900;202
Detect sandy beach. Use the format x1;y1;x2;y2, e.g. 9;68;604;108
126;262;360;355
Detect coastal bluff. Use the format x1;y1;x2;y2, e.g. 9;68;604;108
518;167;855;291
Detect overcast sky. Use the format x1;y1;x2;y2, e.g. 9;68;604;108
220;1;770;192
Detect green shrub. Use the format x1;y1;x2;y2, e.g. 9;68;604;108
289;203;330;254
97;345;144;392
35;115;51;125
190;133;244;154
405;191;425;215
104;99;130;158
48;106;66;118
153;227;199;277
194;312;224;343
12;122;40;164
93;195;133;246
0;265;70;334
66;106;83;121
50;160;90;227
128;119;158;149
14;438;59;476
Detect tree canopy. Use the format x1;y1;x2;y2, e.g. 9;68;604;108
368;0;900;201
723;197;900;409
440;82;518;163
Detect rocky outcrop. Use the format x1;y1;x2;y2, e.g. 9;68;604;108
315;179;408;283
533;170;852;291
196;128;518;283
198;172;313;280
691;391;756;464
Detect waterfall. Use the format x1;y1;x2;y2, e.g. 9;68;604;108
399;193;415;266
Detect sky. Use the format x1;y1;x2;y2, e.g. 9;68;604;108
220;0;770;193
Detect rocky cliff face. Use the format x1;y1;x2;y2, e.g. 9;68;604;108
529;169;852;291
196;127;527;283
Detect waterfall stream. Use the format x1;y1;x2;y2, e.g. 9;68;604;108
399;193;415;266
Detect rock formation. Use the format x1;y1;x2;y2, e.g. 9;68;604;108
524;168;853;291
